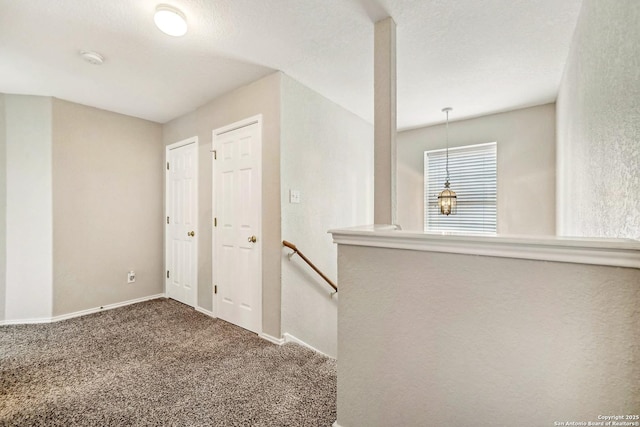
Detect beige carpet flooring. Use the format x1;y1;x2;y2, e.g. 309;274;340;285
0;298;336;426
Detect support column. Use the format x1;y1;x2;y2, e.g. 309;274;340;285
374;17;397;225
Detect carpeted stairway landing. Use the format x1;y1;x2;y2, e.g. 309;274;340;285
0;298;337;426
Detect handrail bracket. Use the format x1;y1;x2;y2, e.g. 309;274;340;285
282;240;338;294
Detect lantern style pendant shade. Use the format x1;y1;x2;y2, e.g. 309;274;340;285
438;181;457;215
437;107;457;216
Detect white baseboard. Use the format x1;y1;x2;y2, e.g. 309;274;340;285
52;294;166;322
195;306;216;318
259;333;334;359
0;294;166;326
259;332;285;345
0;316;54;326
332;421;343;427
283;332;334;358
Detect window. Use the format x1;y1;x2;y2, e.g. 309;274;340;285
424;142;497;234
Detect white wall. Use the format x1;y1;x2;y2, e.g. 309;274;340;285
4;95;53;321
557;0;640;239
397;104;556;235
336;244;640;427
280;74;373;357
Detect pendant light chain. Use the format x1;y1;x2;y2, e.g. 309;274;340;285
445;109;450;182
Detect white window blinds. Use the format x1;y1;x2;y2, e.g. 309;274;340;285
424;142;497;233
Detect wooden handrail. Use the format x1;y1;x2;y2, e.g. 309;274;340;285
282;240;338;293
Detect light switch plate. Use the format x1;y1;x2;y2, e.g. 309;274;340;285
290;190;301;204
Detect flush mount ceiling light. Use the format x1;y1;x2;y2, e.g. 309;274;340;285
154;4;187;37
437;107;457;216
79;50;104;65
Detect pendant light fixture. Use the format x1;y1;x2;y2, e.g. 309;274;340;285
437;107;457;215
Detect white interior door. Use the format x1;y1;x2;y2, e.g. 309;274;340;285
213;117;262;333
166;138;198;307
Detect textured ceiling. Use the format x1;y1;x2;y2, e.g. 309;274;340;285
0;0;583;128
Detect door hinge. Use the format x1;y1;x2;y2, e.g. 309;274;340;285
212;150;217;160
166;162;170;170
166;270;170;279
214;217;217;227
214;285;217;294
167;216;170;224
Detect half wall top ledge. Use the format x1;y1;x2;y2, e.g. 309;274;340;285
329;225;640;270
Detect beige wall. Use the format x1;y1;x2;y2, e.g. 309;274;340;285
0;94;6;321
397;104;556;235
557;0;640;239
52;99;163;316
280;74;373;357
162;72;282;337
336;244;640;426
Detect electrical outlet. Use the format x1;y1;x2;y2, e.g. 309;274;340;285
289;189;301;204
127;271;136;283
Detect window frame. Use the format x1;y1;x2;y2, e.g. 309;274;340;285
424;141;498;234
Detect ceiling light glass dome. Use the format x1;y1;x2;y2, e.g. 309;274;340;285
154;5;187;37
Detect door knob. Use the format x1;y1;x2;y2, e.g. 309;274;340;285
248;235;257;243
188;231;195;237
